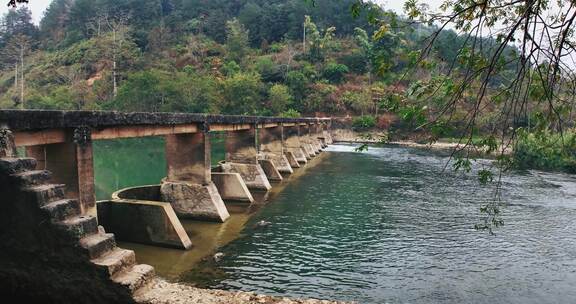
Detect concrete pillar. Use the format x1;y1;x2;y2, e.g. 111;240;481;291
310;123;325;152
322;122;333;145
222;126;271;191
160;132;230;222
25;128;96;217
300;124;318;157
283;125;307;165
259;125;293;175
315;123;329;148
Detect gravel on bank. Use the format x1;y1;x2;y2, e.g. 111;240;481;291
135;279;353;304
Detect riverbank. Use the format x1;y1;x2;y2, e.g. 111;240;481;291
332;131;513;155
136;279;352;304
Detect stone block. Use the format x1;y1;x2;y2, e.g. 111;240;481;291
284;151;301;168
258;159;283;181
220;162;272;191
160;181;230;222
211;172;254;202
261;152;293;174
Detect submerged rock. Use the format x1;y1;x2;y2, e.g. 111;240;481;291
255;220;272;228
213;252;225;263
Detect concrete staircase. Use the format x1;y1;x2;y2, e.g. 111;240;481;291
0;156;156;296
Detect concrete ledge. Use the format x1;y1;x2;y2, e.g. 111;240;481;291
211;172;254;202
303;144;316;158
258;159;283;181
284;151;301;168
221;162;272;191
0;110;330;131
97;199;192;250
261;152;293;174
160;181;230;222
289;148;308;164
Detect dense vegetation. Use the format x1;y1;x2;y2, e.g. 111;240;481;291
0;0;517;118
1;0;575;178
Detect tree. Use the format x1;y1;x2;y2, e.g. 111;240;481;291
40;0;73;47
3;34;30;108
220;72;264;115
303;15;335;62
225;18;250;63
0;7;38;49
102;14;130;99
322;62;349;83
286;70;309;106
268;84;293;114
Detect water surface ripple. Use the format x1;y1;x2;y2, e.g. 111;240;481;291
192;144;576;304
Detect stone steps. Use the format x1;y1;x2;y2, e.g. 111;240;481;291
79;232;116;259
0;157;37;174
1;155;157;298
12;170;52;187
92;248;136;277
41;199;81;221
25;184;67;206
112;264;155;294
56;215;99;239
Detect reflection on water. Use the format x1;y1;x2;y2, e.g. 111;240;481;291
92;137;328;280
119;155;328;280
93;135;226;200
188;145;576;304
95;142;576;304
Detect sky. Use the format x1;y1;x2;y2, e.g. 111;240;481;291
2;0;438;25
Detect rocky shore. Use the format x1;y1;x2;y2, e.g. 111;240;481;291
136;279;353;304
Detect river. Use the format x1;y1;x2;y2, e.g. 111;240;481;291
93;141;576;304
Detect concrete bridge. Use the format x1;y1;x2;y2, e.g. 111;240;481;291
0;110;335;302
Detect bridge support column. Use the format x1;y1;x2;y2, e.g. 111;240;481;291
323;122;333;145
160;132;230;222
311;123;326;151
222;126;272;191
284;125;307;165
300;124;318;158
24;127;96;217
259;125;293;177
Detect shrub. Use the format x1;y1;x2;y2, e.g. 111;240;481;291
340;51;367;74
280;109;301;118
514;129;576;173
268;84;292;114
352;116;376;130
322;62;349;83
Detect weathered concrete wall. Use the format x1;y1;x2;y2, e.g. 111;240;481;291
211;172;254;202
160;181;230;222
98;192;192;250
165;133;211;184
225;127;258;164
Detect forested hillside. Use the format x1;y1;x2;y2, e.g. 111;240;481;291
0;0;518;122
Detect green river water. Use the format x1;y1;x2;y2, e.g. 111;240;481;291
93;139;576;304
